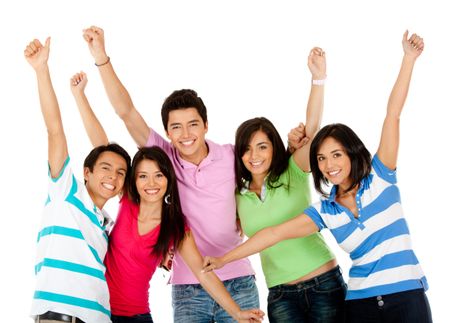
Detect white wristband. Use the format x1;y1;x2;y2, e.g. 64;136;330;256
312;78;326;86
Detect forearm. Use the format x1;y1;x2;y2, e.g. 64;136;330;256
73;92;108;147
386;55;416;119
36;66;68;175
96;62;135;119
197;272;242;320
222;227;279;265
305;84;324;137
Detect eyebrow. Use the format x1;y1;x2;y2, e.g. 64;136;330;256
169;119;200;127
317;149;343;155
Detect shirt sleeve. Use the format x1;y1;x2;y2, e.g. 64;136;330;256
288;155;310;181
47;156;75;202
372;154;397;184
146;128;173;154
304;201;327;231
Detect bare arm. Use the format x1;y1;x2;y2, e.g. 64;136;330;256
377;31;424;169
292;47;326;171
179;232;265;322
70;72;108;147
203;214;318;272
83;26;150;147
25;38;68;178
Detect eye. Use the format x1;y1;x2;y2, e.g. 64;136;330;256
190;122;199;127
156;173;164;178
333;152;342;158
138;174;147;179
102;166;110;171
171;125;181;130
259;145;268;150
118;171;125;177
317;156;325;162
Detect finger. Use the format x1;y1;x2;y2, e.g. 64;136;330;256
200;265;215;273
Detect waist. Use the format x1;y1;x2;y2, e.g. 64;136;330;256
270;266;343;291
37;311;84;323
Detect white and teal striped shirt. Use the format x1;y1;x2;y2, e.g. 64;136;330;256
31;157;113;322
305;154;428;300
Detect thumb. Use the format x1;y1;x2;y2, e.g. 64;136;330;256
403;30;408;42
45;37;51;48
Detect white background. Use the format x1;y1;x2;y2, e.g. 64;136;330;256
1;0;449;322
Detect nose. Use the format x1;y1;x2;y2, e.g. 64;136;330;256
181;126;189;138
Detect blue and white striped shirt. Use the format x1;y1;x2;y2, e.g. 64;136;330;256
30;157;113;322
304;154;428;300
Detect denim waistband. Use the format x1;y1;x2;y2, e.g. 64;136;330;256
269;266;342;291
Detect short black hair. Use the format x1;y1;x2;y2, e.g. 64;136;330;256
235;117;290;192
310;123;372;196
161;89;207;131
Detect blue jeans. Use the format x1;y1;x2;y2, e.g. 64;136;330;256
268;266;346;323
345;288;433;323
111;313;153;323
172;275;259;322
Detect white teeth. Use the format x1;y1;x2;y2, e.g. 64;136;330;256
145;189;159;195
180;140;194;146
102;183;115;191
250;161;263;166
329;170;340;176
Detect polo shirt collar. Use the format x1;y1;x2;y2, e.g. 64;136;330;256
175;139;223;169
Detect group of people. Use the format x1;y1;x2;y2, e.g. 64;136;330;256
25;26;432;323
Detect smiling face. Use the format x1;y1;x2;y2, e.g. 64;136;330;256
316;137;352;190
241;130;274;181
84;151;128;208
165;107;209;165
134;159;168;205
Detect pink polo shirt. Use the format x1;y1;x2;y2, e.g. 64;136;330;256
146;129;254;284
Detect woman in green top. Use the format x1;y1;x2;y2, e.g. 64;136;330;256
233;48;345;322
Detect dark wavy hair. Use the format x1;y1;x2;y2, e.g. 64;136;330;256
161;89;208;131
235;117;290;192
310;123;372;196
128;146;186;259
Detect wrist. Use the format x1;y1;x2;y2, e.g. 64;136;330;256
312;76;326;86
94;54;110;67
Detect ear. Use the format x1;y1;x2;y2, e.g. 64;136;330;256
204;121;208;133
83;167;91;182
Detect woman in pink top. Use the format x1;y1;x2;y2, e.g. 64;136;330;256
70;72;265;323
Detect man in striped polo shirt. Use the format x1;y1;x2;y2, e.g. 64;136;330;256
25;37;131;323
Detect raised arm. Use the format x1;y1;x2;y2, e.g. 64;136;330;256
25;38;68;178
377;31;424;169
202;213;318;272
82;26;150;147
70;72;108;147
292;47;326;171
178;232;265;322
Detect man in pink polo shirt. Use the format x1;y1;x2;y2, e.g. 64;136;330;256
83;26;258;322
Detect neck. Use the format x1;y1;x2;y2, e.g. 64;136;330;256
337;185;358;198
250;174;265;191
139;200;163;220
180;143;209;166
87;187;106;210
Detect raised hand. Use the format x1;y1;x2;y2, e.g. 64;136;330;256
287;122;309;153
24;38;51;71
70;72;88;95
82;26;109;65
308;47;326;80
402;30;424;59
